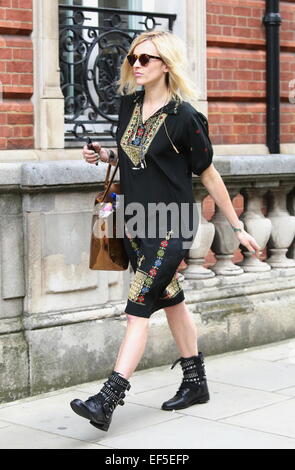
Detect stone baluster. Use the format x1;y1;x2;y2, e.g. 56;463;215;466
287;187;295;260
210;189;244;276
238;188;272;272
184;190;215;279
266;186;295;268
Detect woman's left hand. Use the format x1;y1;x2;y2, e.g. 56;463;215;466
236;229;261;256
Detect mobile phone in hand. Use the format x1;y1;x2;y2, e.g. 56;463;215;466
87;137;98;166
87;137;95;150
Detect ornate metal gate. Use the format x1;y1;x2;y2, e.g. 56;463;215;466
58;5;176;146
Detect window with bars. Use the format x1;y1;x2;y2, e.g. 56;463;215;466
58;1;176;146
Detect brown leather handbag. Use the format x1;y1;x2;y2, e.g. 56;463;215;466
89;161;129;270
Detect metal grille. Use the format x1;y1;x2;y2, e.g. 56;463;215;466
58;5;176;147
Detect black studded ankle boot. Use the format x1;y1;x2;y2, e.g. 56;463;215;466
70;370;131;432
161;352;210;411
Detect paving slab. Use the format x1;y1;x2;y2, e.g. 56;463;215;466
0;338;295;449
0;420;10;429
239;339;295;363
0;390;178;443
126;380;290;420
95;414;295;449
276;386;295;397
221;397;295;439
0;423;110;449
205;355;295;392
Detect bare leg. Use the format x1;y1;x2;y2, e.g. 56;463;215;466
164;300;199;357
114;314;149;380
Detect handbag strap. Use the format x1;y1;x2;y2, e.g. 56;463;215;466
100;160;120;202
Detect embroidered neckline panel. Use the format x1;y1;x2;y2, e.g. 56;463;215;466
120;102;168;167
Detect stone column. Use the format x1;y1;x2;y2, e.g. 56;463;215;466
32;0;64;150
210;190;244;276
184;191;215;279
186;0;208;115
238;188;272;272
266;186;295;268
287;187;295;260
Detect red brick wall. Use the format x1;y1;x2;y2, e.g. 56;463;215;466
206;0;295;147
204;0;295;266
275;0;295;144
0;0;34;150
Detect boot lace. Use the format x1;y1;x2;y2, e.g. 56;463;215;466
171;355;206;395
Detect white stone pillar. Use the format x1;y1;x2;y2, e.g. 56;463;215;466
32;0;65;150
287;189;295;260
210;190;244;276
267;186;295;268
238;188;272;272
184;192;215;279
186;0;208;115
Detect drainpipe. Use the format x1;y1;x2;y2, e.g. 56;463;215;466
263;0;282;153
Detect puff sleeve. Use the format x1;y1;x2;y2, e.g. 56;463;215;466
183;107;213;176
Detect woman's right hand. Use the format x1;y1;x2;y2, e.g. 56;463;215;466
82;142;110;164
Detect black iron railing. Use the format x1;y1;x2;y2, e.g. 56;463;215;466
58;5;176;146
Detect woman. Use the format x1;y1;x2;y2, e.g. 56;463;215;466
70;31;260;432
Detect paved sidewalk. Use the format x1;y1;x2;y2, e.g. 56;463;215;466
1;338;295;449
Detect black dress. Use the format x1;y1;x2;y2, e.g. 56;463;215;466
116;90;213;318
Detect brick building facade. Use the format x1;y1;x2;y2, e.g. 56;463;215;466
207;0;295;149
0;0;294;153
0;0;34;151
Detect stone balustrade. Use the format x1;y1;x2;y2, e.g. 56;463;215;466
185;155;295;278
1;155;295;403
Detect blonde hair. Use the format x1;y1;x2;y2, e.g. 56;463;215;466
117;30;199;102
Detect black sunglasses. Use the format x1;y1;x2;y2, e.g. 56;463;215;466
127;53;163;67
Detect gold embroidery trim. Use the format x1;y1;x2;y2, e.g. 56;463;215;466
138;254;145;268
127;230;174;306
128;269;148;303
120;103;168;167
160;274;183;300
